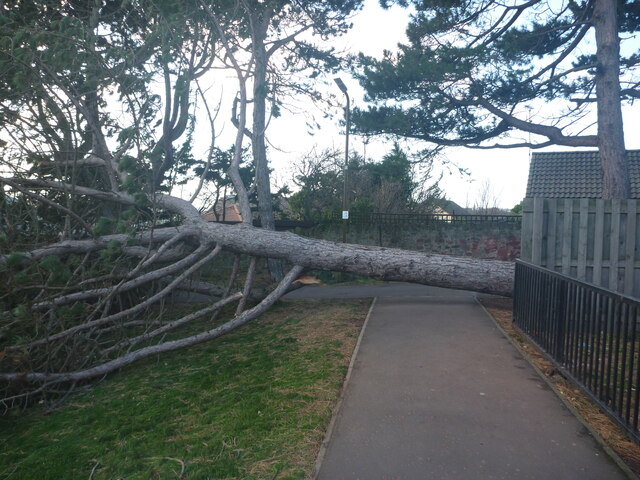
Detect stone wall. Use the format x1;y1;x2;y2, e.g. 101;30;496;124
297;221;521;261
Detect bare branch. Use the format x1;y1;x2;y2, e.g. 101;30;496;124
477;99;598;147
164;277;227;297
31;242;210;311
104;292;243;354
0;177;134;205
0;227;196;266
189;80;218;203
236;256;257;315
36;154;108;168
198;0;254;222
1;265;304;385
36;61;123;189
18;244;221;349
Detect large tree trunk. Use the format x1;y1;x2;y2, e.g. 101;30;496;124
160;195;515;296
593;0;629;199
2;220;515;297
250;9;284;282
0;190;516;297
204;222;515;296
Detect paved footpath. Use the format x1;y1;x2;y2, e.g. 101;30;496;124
285;284;631;480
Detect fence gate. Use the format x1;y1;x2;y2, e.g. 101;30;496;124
521;198;640;298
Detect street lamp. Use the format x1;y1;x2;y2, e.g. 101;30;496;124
334;77;350;242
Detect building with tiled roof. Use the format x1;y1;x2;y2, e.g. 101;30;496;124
526;150;640;198
435;199;470;216
201;197;293;224
201;201;243;223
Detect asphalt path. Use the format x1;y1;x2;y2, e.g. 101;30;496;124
285;284;630;480
284;283;469;300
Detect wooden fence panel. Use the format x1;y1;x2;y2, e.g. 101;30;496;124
546;198;558;271
521;198;640;298
561;199;573;276
593;200;605;288
610;200;622;291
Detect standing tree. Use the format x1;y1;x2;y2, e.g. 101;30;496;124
353;0;640;198
199;0;366;280
289;148;344;221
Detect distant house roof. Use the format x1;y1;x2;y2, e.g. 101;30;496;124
202;196;294;223
435;200;470;216
526;150;640;198
202;202;243;222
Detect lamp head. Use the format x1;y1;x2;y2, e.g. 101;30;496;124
333;77;348;94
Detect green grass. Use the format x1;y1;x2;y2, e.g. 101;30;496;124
0;298;370;480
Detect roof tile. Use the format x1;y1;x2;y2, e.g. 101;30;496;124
526;150;640;198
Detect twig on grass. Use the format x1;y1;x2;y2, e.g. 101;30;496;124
88;460;100;480
148;457;186;479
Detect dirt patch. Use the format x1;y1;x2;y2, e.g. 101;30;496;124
479;296;640;477
278;300;367;358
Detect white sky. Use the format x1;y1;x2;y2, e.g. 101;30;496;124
207;0;640;210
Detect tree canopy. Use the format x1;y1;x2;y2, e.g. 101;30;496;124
353;0;640;198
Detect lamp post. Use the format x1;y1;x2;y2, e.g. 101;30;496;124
334;77;350;242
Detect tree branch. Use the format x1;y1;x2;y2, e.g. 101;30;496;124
477;99;598;147
0;177;134;205
1;265;303;384
1;178;94;235
31;242;211;311
103;292;243;354
0;227;196;266
18;244;221;349
198;0;254;222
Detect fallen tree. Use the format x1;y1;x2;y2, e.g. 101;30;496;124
0;0;513;408
1;191;515;298
0;181;514;406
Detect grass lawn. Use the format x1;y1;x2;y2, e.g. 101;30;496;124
0;298;370;480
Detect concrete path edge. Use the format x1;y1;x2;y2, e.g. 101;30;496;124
475;297;638;480
311;297;378;480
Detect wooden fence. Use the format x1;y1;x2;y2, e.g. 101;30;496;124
521;198;640;298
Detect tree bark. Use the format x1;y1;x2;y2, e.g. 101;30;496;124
201;222;515;297
593;0;629;199
250;8;284;282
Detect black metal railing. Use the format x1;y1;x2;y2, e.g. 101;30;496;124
514;260;640;441
321;211;522;225
207;212;521;228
